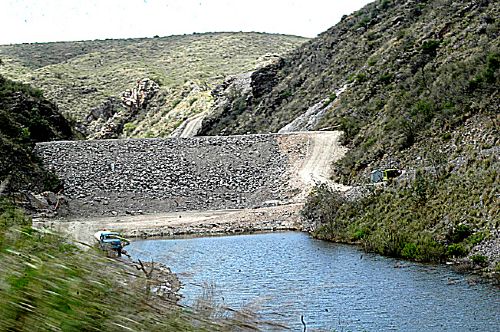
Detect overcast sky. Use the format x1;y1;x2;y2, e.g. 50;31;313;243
1;0;373;45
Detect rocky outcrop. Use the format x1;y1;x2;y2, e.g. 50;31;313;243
83;78;160;139
469;228;500;271
278;84;351;133
84;97;121;124
198;57;284;136
35;134;307;217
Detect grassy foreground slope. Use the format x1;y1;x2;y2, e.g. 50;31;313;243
197;0;499;269
0;32;307;138
0;200;211;331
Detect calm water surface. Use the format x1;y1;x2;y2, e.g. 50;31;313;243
128;232;500;331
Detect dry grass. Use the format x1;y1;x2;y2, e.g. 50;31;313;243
0;32;307;137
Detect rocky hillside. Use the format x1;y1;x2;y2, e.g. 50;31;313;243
0;32;307;138
0;75;75;192
198;0;499;272
199;0;498;178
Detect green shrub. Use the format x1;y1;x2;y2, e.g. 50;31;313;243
380;0;391;10
379;73;393;85
413;169;430;204
483;52;499;83
123;122;137;132
280;89;293;98
347;73;357;83
171;98;182;108
362;137;377;148
467;231;487;246
339;116;362;141
411;99;435;123
322;93;337;108
469;52;499;90
421;39;441;55
367;57;378;66
401;242;418;259
354;16;371;29
352;228;368;240
356;73;368;82
449;224;472;243
470;254;488;266
414;237;445;262
441;132;452;141
446;243;468;257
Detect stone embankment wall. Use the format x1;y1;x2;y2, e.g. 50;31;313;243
35;134;306;217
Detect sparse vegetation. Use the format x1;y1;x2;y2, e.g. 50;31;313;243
0;33;307;138
470;254;488;266
322;93;337;107
123;122;137;133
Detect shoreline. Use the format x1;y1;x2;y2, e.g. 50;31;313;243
32;203;306;244
33;206;498;298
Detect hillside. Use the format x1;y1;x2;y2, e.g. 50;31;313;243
0;75;75;192
197;0;499;270
0;32;307;138
198;0;499;187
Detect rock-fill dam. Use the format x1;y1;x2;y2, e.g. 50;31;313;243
35;133;325;217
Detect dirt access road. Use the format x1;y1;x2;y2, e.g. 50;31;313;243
33;204;304;244
34;131;348;243
296;131;350;192
170;112;206;138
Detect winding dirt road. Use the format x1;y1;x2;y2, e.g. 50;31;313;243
297;131;350;190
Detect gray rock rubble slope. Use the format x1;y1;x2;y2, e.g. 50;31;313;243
35;134;298;217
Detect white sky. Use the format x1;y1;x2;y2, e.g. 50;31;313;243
1;0;372;45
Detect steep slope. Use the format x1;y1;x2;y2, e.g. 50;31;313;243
0;75;75;192
198;0;499;270
199;0;498;179
0;32;307;138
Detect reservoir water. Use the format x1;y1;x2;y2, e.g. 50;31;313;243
128;232;500;331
